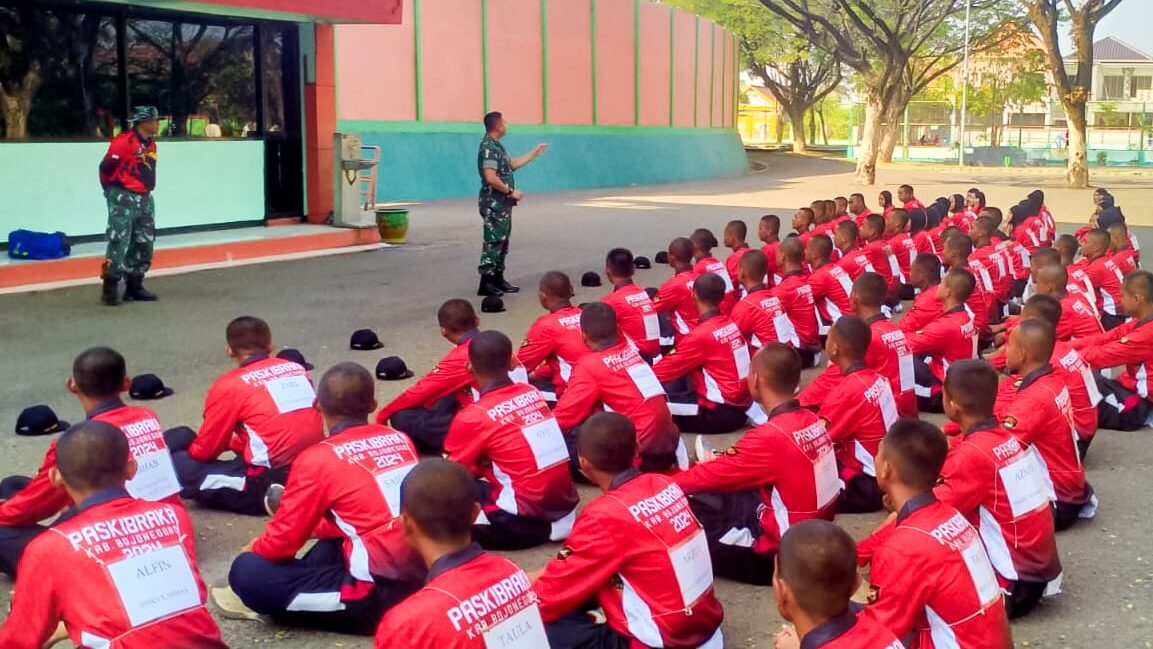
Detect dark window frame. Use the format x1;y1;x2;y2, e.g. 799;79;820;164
0;0;294;142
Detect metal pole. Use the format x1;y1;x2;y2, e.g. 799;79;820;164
958;0;972;166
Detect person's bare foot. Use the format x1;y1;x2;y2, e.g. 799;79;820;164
42;621;68;648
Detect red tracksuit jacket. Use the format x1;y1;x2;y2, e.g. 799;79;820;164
518;305;589;397
534;471;725;648
838;249;876;281
193;355;324;468
889;232;917;284
963;260;994;333
553;340;681;461
1074;315;1153;404
864;495;1012;649
0;492;225;649
863;239;899;292
996;367;1088;505
1111;247;1138;275
1066;258;1095;303
654;312;752;408
989;340;1101;444
99;130;157;194
772;271;821;350
725;245;751;290
804;611;906;649
675;402;838;555
694;256;737;315
899;285;941;335
818;364;898;481
653;269;699;338
445;381;577;521
252;422;426;596
867;315;918;418
971;245;1012;304
906;306;978;383
934;420;1062;586
603;281;661;358
0;401;181;527
808;262;855;331
1057;291;1105;340
730;286;800;350
762;240;781;285
375;545;546;649
1085;255;1126;317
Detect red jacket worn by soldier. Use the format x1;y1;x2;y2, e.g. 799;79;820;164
445;381;578;522
99;130;157;194
934;420;1062;590
653;312;752;409
771;270;821;351
0;400;181;527
817;364;899;484
996;367;1091;508
1074;315;1153;407
553;340;684;469
0;491;226;649
518;305;589;398
675;402;839;555
652;269;699;340
193;355;323;468
729;286;800;350
375;544;548;649
906;306;979;384
808;263;855;333
603;281;661;359
534;470;725;648
251;422;426;597
864;495;1013;649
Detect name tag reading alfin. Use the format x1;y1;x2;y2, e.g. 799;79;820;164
106;544;202;626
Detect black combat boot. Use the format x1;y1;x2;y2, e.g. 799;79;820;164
124;274;158;301
101;277;122;306
496;271;519;293
477;274;504;298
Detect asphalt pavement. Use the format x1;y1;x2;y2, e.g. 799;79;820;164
1;155;1151;647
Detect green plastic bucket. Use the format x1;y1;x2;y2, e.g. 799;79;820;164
375;208;409;244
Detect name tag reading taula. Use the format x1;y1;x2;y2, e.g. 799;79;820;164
669;529;713;608
483;603;550;649
627;363;665;400
376;464;417;514
126;450;181;501
107;544;202;627
521;418;569;470
999;448;1051;518
266;375;316;414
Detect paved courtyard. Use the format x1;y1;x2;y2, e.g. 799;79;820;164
1;155;1151;647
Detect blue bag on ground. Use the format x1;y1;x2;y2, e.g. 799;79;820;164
7;230;71;260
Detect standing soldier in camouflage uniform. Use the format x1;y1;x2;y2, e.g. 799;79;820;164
476;111;547;297
97;106;160;306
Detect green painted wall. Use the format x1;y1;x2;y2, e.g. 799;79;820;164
0;140;265;243
346;121;747;202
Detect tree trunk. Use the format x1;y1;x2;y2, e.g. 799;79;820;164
785;104;808;154
856;96;885;184
774;104;785;144
1064;100;1090;188
0;68;41;139
879;99;905;163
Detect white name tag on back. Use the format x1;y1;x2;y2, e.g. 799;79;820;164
961;539;1001;606
627;363;665;399
999;448;1050;518
669;529;713;607
107;545;202;627
643;314;661;341
483;603;550;649
814;448;840;509
521;418;569;470
266;375;315;414
127;450;181;501
898;353;914;392
773;314;798;346
375;464;417;514
733;344;751;380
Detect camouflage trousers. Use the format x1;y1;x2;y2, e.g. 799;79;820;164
103;187;155;280
477;198;512;276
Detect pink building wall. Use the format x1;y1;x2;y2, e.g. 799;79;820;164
333;0;735;129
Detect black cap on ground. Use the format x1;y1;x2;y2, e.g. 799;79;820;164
376;356;415;381
276;348;314;370
655;251;669;264
481;296;506;313
581;271;602;287
15;405;69;437
350;329;384;350
634;256;652;269
129;373;175;400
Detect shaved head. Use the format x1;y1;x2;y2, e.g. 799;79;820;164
539;271;574;299
317;362;376;420
779;237;805;264
852;273;888;309
740;249;768;281
1021;294;1062;329
1012;319;1056;364
751;343;802;395
1034;264;1069;295
668;237;694;263
694;272;726;307
580;302;618;345
778;520;858;620
943;269;976;302
56;421;130;492
830;316;871;361
943;359;998;418
401;459;477;543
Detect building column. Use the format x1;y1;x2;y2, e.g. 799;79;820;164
305;23;336;224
